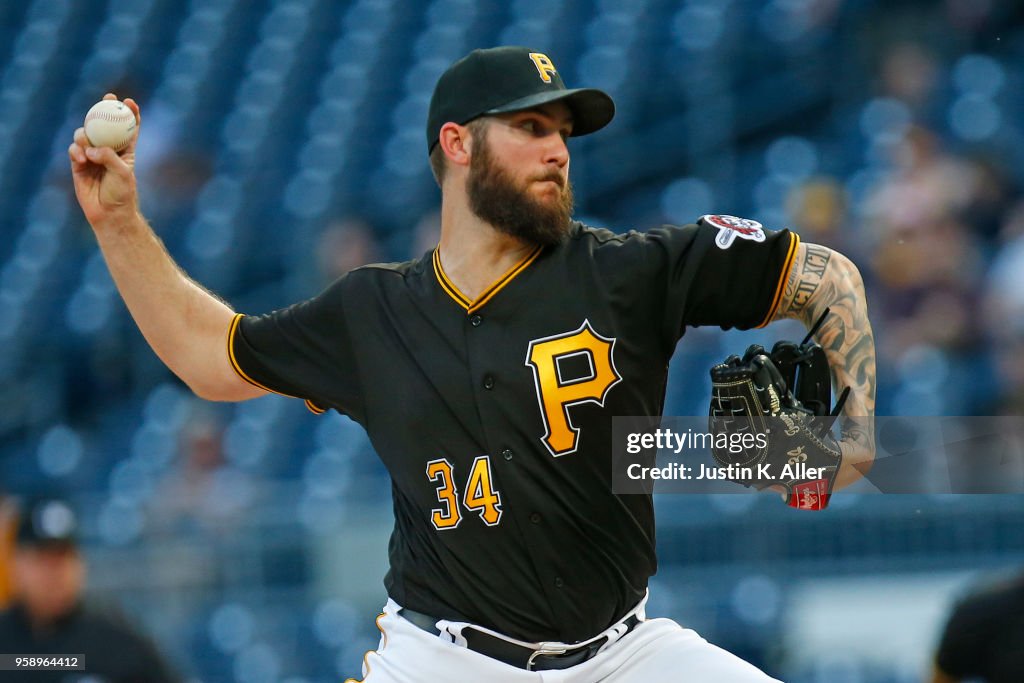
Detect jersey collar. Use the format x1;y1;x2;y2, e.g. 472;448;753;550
432;245;543;314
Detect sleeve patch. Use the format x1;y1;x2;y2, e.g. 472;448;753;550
701;214;766;250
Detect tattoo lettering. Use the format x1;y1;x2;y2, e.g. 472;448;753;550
794;245;830;312
780;244;831;316
792;280;819;312
801;245;830;277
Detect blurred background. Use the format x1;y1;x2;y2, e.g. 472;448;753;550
1;0;1023;681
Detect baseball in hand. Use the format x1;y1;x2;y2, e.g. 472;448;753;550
84;99;136;152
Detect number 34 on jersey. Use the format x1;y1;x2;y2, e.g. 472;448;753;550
424;320;622;531
426;456;503;530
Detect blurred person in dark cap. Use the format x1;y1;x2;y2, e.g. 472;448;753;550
0;498;180;683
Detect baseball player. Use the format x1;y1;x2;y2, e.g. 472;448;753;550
68;47;876;682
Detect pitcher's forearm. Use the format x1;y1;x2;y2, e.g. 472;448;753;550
92;211;257;400
802;251;875;486
775;244;877;485
792;248;875;412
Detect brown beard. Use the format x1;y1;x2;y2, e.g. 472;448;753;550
466;126;574;247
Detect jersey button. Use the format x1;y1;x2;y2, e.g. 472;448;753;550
554;577;564;588
502;449;514;461
530;513;542;524
483;375;495;390
469;314;483;327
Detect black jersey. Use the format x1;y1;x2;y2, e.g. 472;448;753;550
230;218;798;643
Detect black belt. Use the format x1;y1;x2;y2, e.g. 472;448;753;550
397;608;641;671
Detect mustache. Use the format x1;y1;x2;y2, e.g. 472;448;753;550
532;172;565;188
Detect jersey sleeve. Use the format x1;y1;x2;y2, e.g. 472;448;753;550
647;215;799;342
228;275;364;422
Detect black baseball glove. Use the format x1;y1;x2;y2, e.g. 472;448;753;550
708;310;849;510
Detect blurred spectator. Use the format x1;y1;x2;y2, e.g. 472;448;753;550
865;126;976;239
315;216;383;286
148;405;256;535
0;499;180;682
871;214;981;355
932;569;1024;683
879;42;939;111
864;125;986;363
785;177;853;254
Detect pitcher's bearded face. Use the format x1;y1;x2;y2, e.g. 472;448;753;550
466;123;574;247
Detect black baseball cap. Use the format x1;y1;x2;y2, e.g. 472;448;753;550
16;498;79;547
426;46;615;153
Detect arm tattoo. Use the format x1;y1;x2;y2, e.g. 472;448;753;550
774;242;877;485
785;244;831;313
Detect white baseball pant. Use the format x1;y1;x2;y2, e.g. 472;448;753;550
343;597;782;682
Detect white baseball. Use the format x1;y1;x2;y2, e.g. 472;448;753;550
83;99;136;152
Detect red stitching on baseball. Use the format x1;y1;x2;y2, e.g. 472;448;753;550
86;112;134;123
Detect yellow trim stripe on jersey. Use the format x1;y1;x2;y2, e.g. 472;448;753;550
757;231;800;328
433;245;543;314
432;249;472;308
343;611;388;683
305;399;326;414
227;313;327;415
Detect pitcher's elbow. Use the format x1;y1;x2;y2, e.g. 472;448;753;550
185;376;238;402
185;377;219;402
188;371;267;403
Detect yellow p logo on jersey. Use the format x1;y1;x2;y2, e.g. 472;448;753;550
526;320;621;457
529;52;557;83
